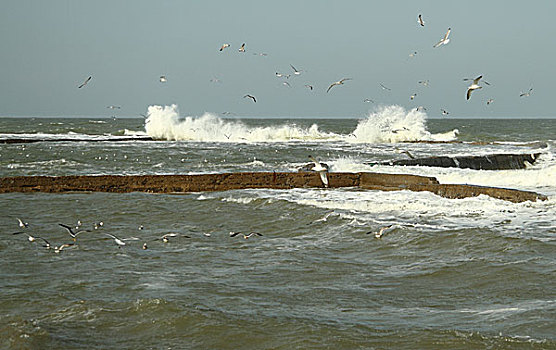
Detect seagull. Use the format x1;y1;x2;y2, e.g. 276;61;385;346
290;64;302;75
418;14;425;27
363;98;375;103
410;93;417;100
366;224;393;239
59;223;91;241
106;105;121;110
282;81;292;88
418;80;429;87
156;233;190;243
12;231;41;243
415;106;426;112
379;83;391;91
159;75;167;83
239;43;246;52
54;243;74;254
395;148;415;159
466;76;483;100
17;218;29;228
409;51;418;58
219;43;230;51
244;94;257;103
520;88;533;97
308;155;329;188
441;109;450;116
304;84;314;90
78;76;92;88
229;231;263;239
103;233;126;247
326;78;351;93
486;98;495;105
142;243;148;250
275;72;290;79
433;28;451;48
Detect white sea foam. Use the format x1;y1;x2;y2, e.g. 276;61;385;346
143;104;458;143
351;105;458;143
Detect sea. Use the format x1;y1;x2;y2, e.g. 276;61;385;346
1;105;555;349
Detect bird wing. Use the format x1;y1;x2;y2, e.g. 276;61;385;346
326;83;337;93
466;88;472;100
58;223;74;234
473;76;483;84
340;78;351;83
229;231;242;237
290;64;298;72
318;171;329;187
443;28;451;40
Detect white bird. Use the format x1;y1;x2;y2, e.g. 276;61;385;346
366;224;393;239
466;76;483;100
59;223;91;241
418;80;429;87
290;64;303;75
363;98;374;103
308;155;329;188
103;233;126;247
395;148;415;159
12;231;41;243
106;105;121;110
433;28;451;48
410;93;417;100
486;98;495;105
275;72;290;79
229;231;263;239
379;83;391;91
238;43;246;52
304;84;314;90
156;233;190;243
17;218;29;228
244;94;257;103
409;51;418;58
78;76;92;88
159;75;167;83
282;81;292;88
418;14;425;27
441;109;450;116
54;243;74;254
326;78;351;93
219;43;230;51
520;88;533;97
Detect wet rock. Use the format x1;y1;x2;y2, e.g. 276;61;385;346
383;153;541;170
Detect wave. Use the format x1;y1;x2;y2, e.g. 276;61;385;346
143;104;459;143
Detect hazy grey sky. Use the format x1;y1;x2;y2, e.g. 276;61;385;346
1;1;554;118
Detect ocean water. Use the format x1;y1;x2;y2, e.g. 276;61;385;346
0;106;555;349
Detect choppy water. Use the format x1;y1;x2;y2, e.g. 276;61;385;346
1;106;555;349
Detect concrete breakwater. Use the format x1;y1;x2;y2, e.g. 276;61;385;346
0;172;547;203
383;153;541;170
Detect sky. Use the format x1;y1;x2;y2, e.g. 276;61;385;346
0;0;555;118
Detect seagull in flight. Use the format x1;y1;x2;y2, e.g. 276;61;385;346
304;84;314;90
290;64;303;75
308;155;329;188
78;76;92;88
379;83;391;91
103;233;127;247
409;51;418;58
229;231;263;239
418;80;429;87
486;98;495;105
156;233;190;243
17;218;29;228
59;223;91;241
239;43;246;52
326;78;351;93
410;93;417;100
441;109;450;116
106;105;121;110
363;98;374;103
12;231;43;243
417;14;425;27
433;28;451;48
366;224;393;239
466;76;484;100
275;72;290;79
244;94;257;103
219;43;230;51
159;75;167;83
520;88;533;97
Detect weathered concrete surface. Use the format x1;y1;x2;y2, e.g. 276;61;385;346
0;172;547;203
383;153;541;170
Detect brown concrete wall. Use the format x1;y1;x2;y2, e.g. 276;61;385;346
0;172;547;203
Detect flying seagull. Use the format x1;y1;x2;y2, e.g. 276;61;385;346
78;76;92;88
395;148;415;159
379;83;391;91
441;108;449;116
433;28;451;48
156;233;191;243
304;84;314;90
219;43;230;51
159;75;167;83
409;51;418;58
103;233;126;247
418;14;425;27
244;94;257;103
308;155;329;188
229;231;263;239
106;105;121;110
275;72;290;79
239;43;246;52
290;64;303;75
326;78;351;93
418;80;429;87
363;98;374;103
59;223;91;241
466;76;483;100
486;98;495;105
520;88;533;97
366;224;393;239
17;218;29;229
12;231;41;243
410;93;417;100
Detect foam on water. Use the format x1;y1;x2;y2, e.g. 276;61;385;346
143;104;458;143
350;105;459;143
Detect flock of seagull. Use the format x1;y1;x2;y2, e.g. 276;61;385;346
76;13;535;118
11;211;398;254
